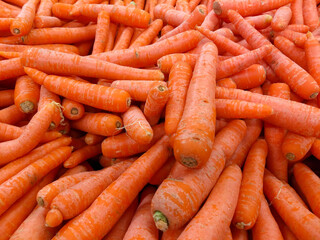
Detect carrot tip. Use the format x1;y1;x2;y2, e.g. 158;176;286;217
213;1;222;15
13;28;20;35
37;197;45;207
153;211;169;232
70;107;79;115
181;156;198;167
116;121;122;128
20;101;35;113
310;92;318;99
235;221;251;230
285;153;296;161
127;98;131;107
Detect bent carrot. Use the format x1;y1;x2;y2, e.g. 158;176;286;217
63;144;101;168
0;89;14;108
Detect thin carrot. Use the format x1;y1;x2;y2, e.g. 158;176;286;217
101;123;165;158
105;23;117;51
92;11;110;54
22;48;164;80
63;144;101;168
113;27;134;50
0;58;24;81
281;132;315;161
0;146;72;215
90;30;202;68
173;42;217;168
149;156;175;186
0;43;80;54
177;165;242;240
152;120;246;231
305;33;320;86
303;0;319;31
99;156;138;168
290;0;304;24
0;169;57;240
263;169;320;240
34;16;66;28
201;10;220;30
293;163;320;217
251;195;283;240
245;14;273;29
0;89;14;108
0;105;26;125
3;0;27;7
165;62;192;135
271;6;292;31
52;136;171;240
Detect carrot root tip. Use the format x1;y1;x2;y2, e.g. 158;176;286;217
20;101;35;114
37;197;45;207
212;1;222;15
285;153;296;161
71;107;79;115
181;157;198;168
310;92;319;99
116;121;122;128
13;28;20;35
153;211;169;232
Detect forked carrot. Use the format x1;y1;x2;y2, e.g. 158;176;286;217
63;144;101;168
271;6;292;31
0;89;14;108
62;98;85;121
92;11;110;54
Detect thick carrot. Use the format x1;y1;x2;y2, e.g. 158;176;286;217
177;165;242;240
271;6;292;31
25;68;132;112
232;139;267;230
305;33;320;86
0;146;72;215
0;103;57;165
0;169;57;240
264;83;290;182
263;170;320;240
0;58;24;81
293;163;320;217
63;144;101;168
152;120;246;231
251;195;283;240
230;64;266;90
165;62;192;135
90;30;202;67
47;161;132;227
144;82;169;126
0;105;26;125
0;89;14;108
216;87;320;137
290;0;304;24
303;0;319;31
37;171;94;208
228;10;319;100
92;11;110;54
23;48;163;80
62;98;84;121
102;123;165;158
10;206;59;240
173;42;217;168
36;0;56;16
231;225;248;240
113;27;134;50
52;136;171;240
213;0;292;18
102;198;138;240
281;132;315;161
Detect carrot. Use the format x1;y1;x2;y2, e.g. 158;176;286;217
216;87;320;137
271;208;298;240
105;23;117;51
47;161;132;227
154;5;189;27
0;43;80;54
37;171;94;208
144;82;169;126
10;206;59;240
159;5;207;41
91;11;110;54
52;136;171;240
84;133;105;145
102;198;138;240
173;42;217;168
165;62;192;135
216;45;272;79
99;156;138;168
216;78;237;88
102;123;165;158
36;0;56;16
303;0;319;31
0;89;14;108
305;33;320;86
213;0;292;18
176;0;191;13
271;6;292;31
0;146;72;215
130;19;163;48
0;169;57;240
149;156;175;186
157;53;197;74
62;98;84;121
201;10;219;30
161;227;184;240
70;113;122;136
231;225;248;240
0;18;13;31
63;144;101;168
293;163;320;217
0;0;21;11
60;162;93;177
311;138;320;160
290;0;304;24
90;30;202;67
113;27;134;50
263;169;320;240
177;165;242;240
34;16;66;28
3;0;26;7
264;83;290;182
228;10;320;100
274;36;307;70
245;14;273;29
0;58;24;81
10;0;39;36
22;49;164;81
274;29;307;47
281;132;315;161
0;104;26;125
152;120;246;231
0;103;58;165
251;195;283;240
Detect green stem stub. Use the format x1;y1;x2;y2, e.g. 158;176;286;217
153;211;169;232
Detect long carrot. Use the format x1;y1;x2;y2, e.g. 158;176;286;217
0;146;72;215
52;136;171;240
271;208;298;240
177;164;242;240
293;163;320;217
271;6;292;31
152;120;246;231
123;187;158;240
263;169;320;240
305;32;320;86
0;43;80;54
0;89;14;108
113;27;134;50
173;42;217;168
91;11;110;54
0;105;26;125
63;144;101;168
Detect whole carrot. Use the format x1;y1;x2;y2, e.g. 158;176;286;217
52;136;171;240
173;42;218;168
177;165;242;240
271;6;292;31
92;11;110;55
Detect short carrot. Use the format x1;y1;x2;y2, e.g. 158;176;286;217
271;6;292;31
245;14;273;29
62;98;85;120
230;64;266;90
92;11;110;54
63;144;101;168
303;0;319;31
290;0;304;24
305;32;320;86
0;89;14;108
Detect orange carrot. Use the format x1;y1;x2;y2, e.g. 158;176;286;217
149;156;175;185
229;64;266;89
245;14;273;29
274;28;307;47
311;138;320;160
99;156;138;168
62;98;85;121
264;169;320;240
216;78;237;88
281;132;315;161
0;58;25;81
286;24;309;32
271;208;298;240
161;227;184;240
231;225;248;240
305;33;320;86
201;10;220;30
34;16;66;28
251;195;283;240
303;0;319;31
52;136;171;240
0;43;80;54
0;89;14;108
63;144;101;168
290;0;304;24
0;105;26;125
271;6;292;31
157;53;197;74
101;123;165;158
176;0;191;13
84;133;105;145
105;23;117;51
152;120;246;231
36;0;56;16
60;162;93;177
0;18;13;31
113;27;134;50
177;165;242;240
92;11;110;54
173;42;217;168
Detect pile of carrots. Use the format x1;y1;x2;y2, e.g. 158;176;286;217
0;0;320;238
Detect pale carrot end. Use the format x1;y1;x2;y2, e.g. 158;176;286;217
153;211;169;231
212;1;222;15
20;101;35;113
